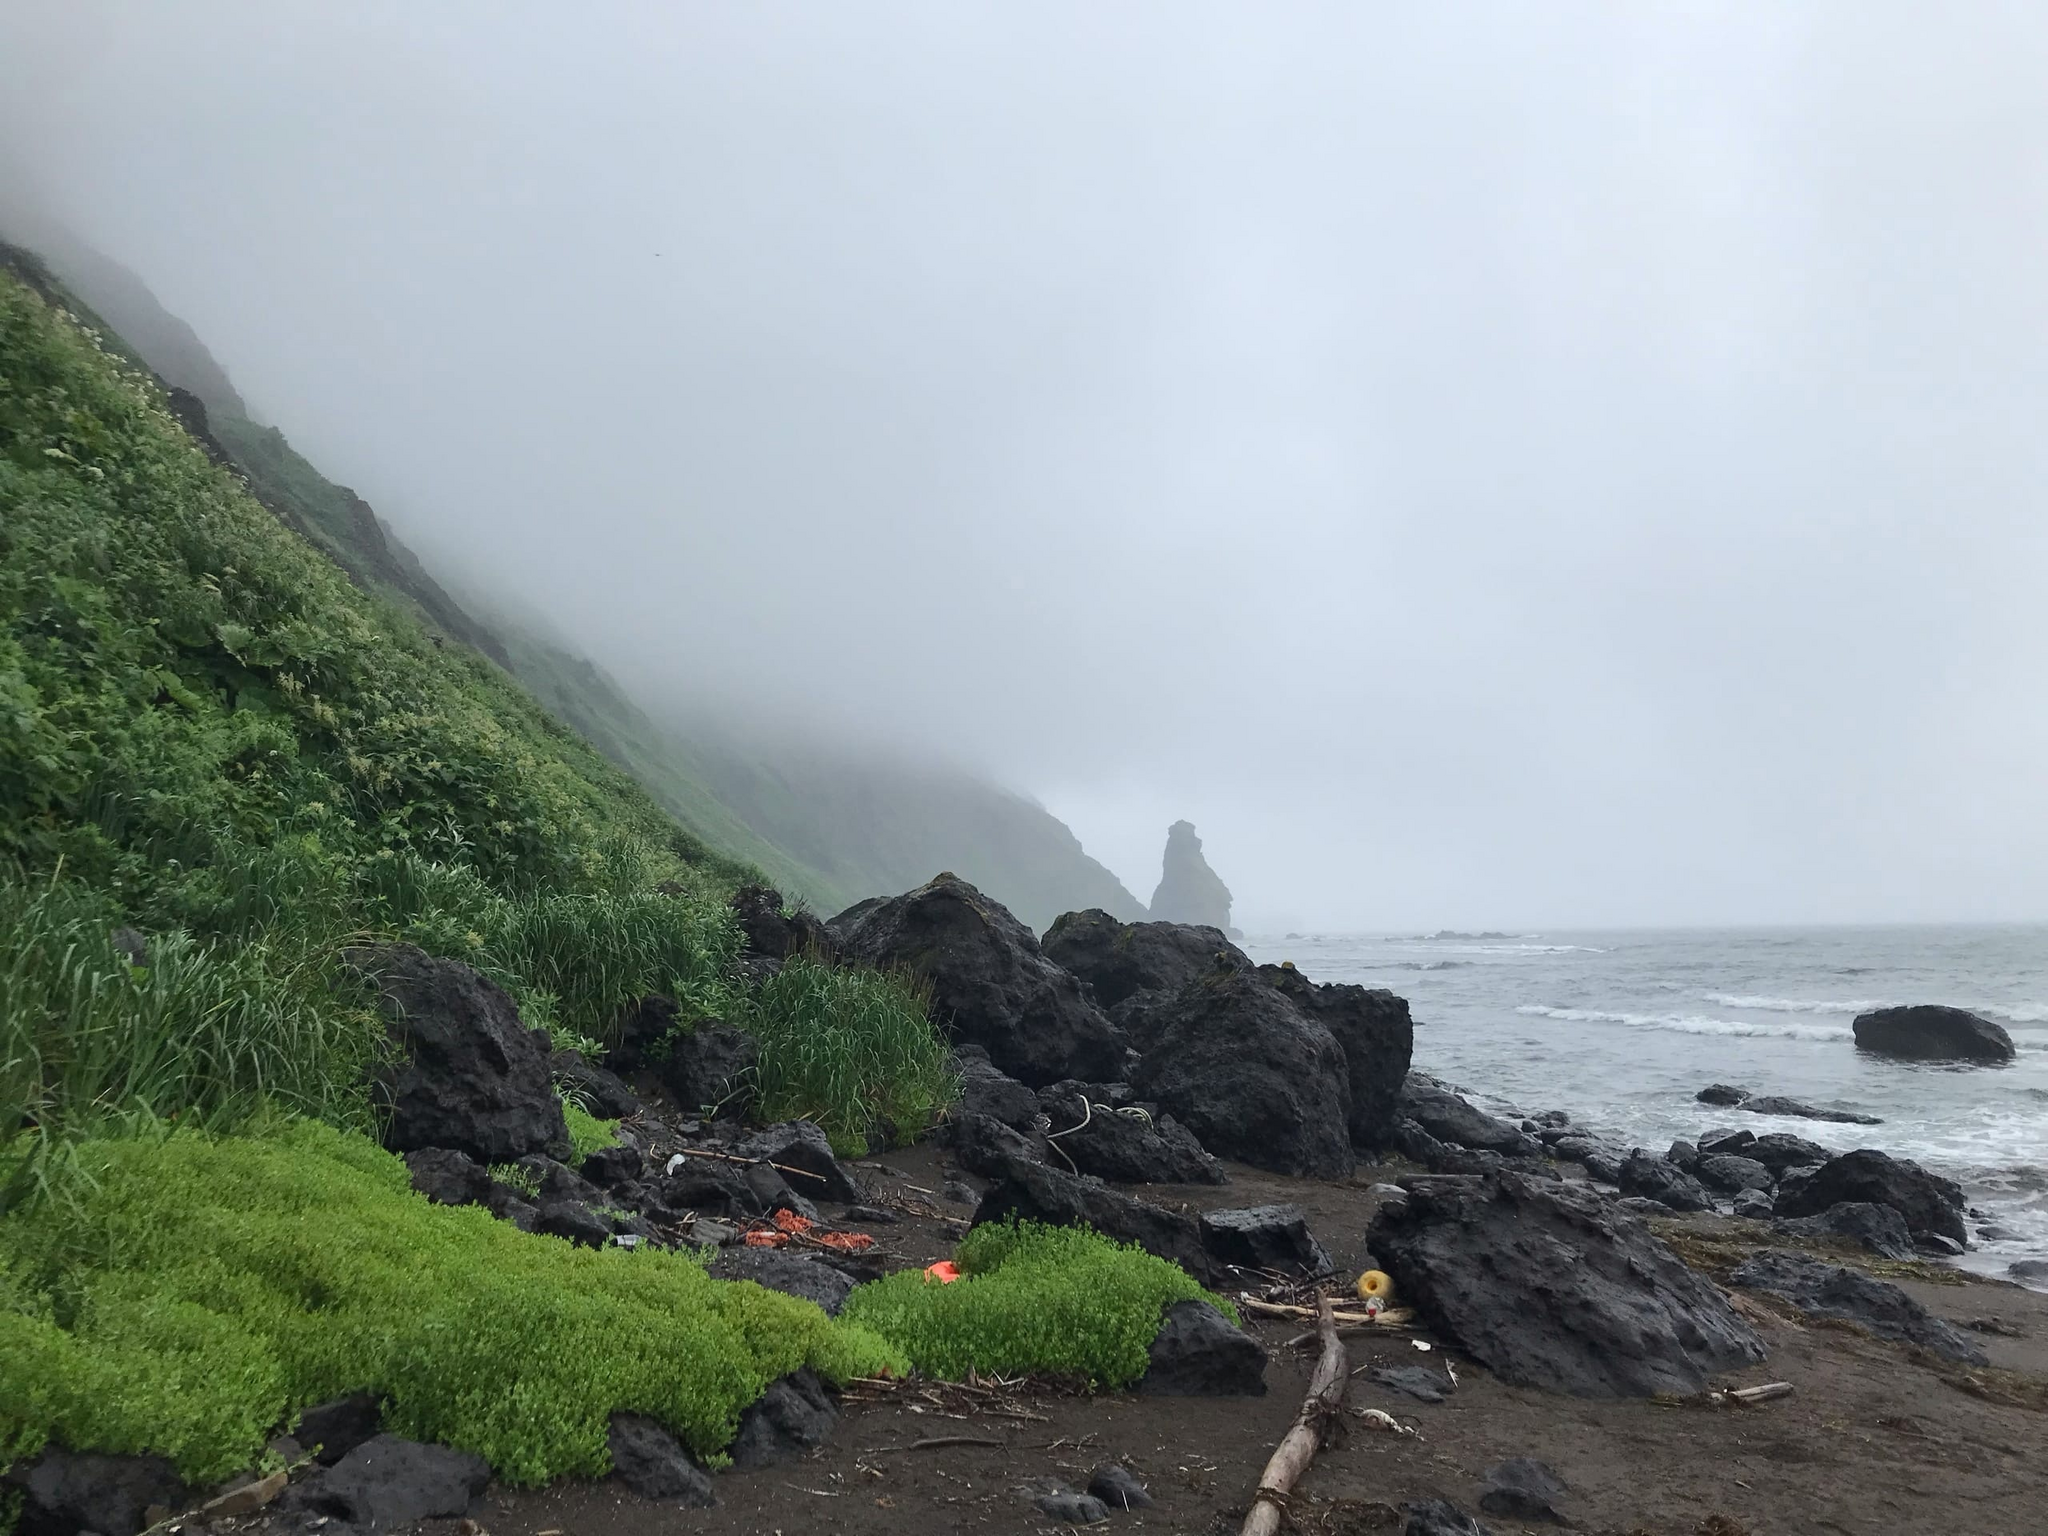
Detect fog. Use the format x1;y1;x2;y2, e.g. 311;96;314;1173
5;3;2047;930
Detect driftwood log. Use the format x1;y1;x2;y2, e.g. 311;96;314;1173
1241;1294;1349;1536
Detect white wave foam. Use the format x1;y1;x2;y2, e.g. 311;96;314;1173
1983;1002;2048;1026
1703;993;1890;1015
1516;1003;1853;1042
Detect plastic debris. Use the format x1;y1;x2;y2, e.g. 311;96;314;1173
923;1260;964;1284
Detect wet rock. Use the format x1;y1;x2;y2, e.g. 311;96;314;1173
731;884;837;963
1730;1188;1776;1220
1744;1132;1834;1175
831;874;1124;1086
708;1248;857;1314
1479;1458;1568;1522
1774;1200;1916;1261
1398;1074;1539;1157
1086;1463;1154;1510
1131;966;1355;1178
403;1147;490;1207
951;1044;1042;1129
1772;1148;1967;1248
1258;965;1415;1148
1200;1204;1333;1276
549;1048;640;1119
1404;1498;1494;1535
1697;1127;1758;1159
297;1435;489;1529
2008;1259;2048;1283
1036;1082;1224;1184
1919;1232;1966;1257
1853;1004;2015;1064
534;1199;611;1248
606;1413;717;1505
728;1369;838;1467
1035;1488;1111;1525
12;1448;186;1536
973;1154;1214;1281
1695;1154;1775;1193
1550;1136;1626;1184
580;1142;644;1189
1731;1250;1986;1363
1696;1083;1751;1106
1617;1151;1715;1212
297;1392;383;1465
1735;1094;1882;1126
1372;1365;1450;1402
1368;1172;1766;1397
736;1121;862;1204
345;944;569;1163
1667;1139;1700;1173
656;1022;759;1120
1136;1299;1268;1396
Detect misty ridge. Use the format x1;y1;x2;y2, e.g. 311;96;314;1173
3;4;2047;929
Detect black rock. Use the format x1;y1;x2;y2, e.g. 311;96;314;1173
549;1048;640;1119
1667;1139;1700;1173
1773;1201;1916;1262
534;1198;612;1248
1478;1458;1568;1522
12;1448;186;1536
1042;908;1245;1014
1853;1004;2015;1064
743;1161;820;1222
1735;1094;1883;1126
1697;1127;1758;1158
736;1121;862;1204
609;992;681;1074
1744;1132;1834;1175
841;1204;900;1225
1036;1082;1225;1184
580;1142;644;1189
648;1155;763;1221
1086;1463;1154;1510
1730;1250;1987;1363
2008;1259;2048;1283
708;1248;857;1315
403;1147;490;1207
951;1044;1042;1129
1696;1083;1751;1106
1148;819;1235;931
731;883;837;963
298;1435;489;1529
946;1110;1050;1179
830;874;1124;1086
657;1022;759;1120
606;1413;717;1505
482;1183;538;1231
973;1154;1215;1281
345;944;569;1163
1035;1489;1111;1525
1613;1195;1680;1218
297;1392;383;1465
1259;965;1416;1148
1549;1136;1626;1185
1404;1498;1494;1536
1136;1299;1268;1396
1199;1204;1333;1276
1771;1148;1967;1248
1616;1151;1715;1213
1368;1172;1766;1397
1130;966;1355;1178
1398;1074;1540;1158
1731;1188;1776;1220
1372;1365;1450;1402
1695;1154;1775;1194
515;1152;604;1206
728;1369;838;1467
1918;1233;1966;1257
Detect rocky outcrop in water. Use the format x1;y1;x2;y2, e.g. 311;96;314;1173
1772;1148;1967;1249
1853;1004;2014;1064
1147;820;1236;935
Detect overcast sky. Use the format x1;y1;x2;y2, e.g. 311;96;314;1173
4;3;2046;929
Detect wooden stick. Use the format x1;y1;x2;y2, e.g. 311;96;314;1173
865;1434;1008;1452
1240;1297;1414;1328
1241;1294;1348;1536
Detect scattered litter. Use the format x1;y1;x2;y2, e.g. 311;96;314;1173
1353;1407;1420;1438
1356;1269;1394;1306
925;1260;964;1283
1413;1339;1433;1352
1708;1382;1793;1407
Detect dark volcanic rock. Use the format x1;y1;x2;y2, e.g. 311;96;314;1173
1398;1074;1540;1157
1667;1139;1700;1172
346;943;569;1162
1034;1488;1111;1524
1853;1004;2015;1064
1041;908;1244;1011
1549;1136;1627;1184
1616;1150;1715;1212
1697;1126;1758;1158
1479;1458;1568;1523
549;1048;640;1118
608;992;680;1074
1731;1187;1776;1220
1087;1463;1154;1510
299;1435;489;1529
1368;1172;1766;1397
1131;966;1355;1178
1036;1082;1224;1184
1261;965;1415;1147
973;1155;1214;1281
946;1110;1050;1178
1148;819;1235;932
1200;1204;1333;1276
1773;1201;1916;1261
1137;1300;1268;1395
607;1413;717;1505
1696;1083;1751;1106
729;1369;838;1467
830;874;1124;1086
482;1183;538;1230
708;1248;857;1315
647;1157;760;1220
1695;1154;1775;1194
1731;1250;1986;1363
656;1021;759;1120
404;1146;490;1207
952;1044;1042;1129
1736;1094;1882;1125
731;883;837;963
1773;1149;1966;1247
1404;1498;1493;1536
736;1121;862;1204
1373;1365;1450;1402
1745;1131;1834;1174
580;1142;644;1189
298;1392;383;1465
13;1448;187;1536
534;1199;612;1248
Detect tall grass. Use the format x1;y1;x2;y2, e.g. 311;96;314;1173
745;955;956;1154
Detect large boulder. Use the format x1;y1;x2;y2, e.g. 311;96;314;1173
951;1044;1042;1129
12;1448;187;1536
1694;1154;1775;1194
830;874;1124;1086
549;1048;640;1118
1261;965;1415;1147
1773;1201;1917;1262
735;1121;862;1204
709;1248;858;1315
1200;1204;1333;1276
731;884;837;963
295;1435;489;1529
1772;1148;1966;1248
1036;1082;1225;1184
607;1413;717;1505
972;1155;1215;1282
1744;1131;1832;1174
728;1370;838;1467
1549;1136;1627;1185
1731;1251;1986;1363
1367;1172;1767;1397
1853;1005;2015;1064
403;1147;491;1207
345;944;569;1163
1147;820;1235;933
1130;967;1354;1178
657;1021;759;1118
1042;908;1244;1011
1398;1075;1540;1158
1616;1151;1715;1212
1136;1300;1267;1395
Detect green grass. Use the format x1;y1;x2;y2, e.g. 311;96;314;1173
0;1118;906;1486
562;1102;619;1165
839;1220;1235;1387
745;955;956;1155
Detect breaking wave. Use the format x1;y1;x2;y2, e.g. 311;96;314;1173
1515;1003;1853;1042
1703;993;1890;1015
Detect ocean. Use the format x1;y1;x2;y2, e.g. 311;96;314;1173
1240;925;2048;1278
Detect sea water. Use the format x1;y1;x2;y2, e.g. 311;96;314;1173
1240;926;2048;1276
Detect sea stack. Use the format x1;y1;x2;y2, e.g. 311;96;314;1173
1149;820;1238;936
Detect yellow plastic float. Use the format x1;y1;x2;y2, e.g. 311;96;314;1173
1356;1269;1394;1305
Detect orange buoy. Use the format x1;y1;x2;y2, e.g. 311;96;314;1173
923;1260;963;1284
